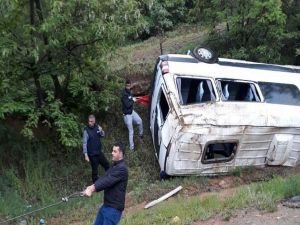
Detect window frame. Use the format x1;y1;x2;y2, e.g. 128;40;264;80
258;81;300;106
217;79;263;102
157;86;170;126
201;140;238;164
175;75;219;106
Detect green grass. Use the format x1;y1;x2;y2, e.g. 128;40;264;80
1;115;300;225
108;23;208;78
0;140;103;224
0;107;159;224
1;23;300;225
121;174;300;225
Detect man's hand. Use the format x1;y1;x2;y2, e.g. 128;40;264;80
98;125;105;136
82;184;96;197
132;97;137;102
84;153;90;162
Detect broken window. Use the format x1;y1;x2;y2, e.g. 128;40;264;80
258;82;300;106
202;142;237;164
218;80;261;102
159;90;169;122
177;77;216;105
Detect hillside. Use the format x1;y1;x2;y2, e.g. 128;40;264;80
1;24;300;225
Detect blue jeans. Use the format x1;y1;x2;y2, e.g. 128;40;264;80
123;110;143;150
94;205;122;225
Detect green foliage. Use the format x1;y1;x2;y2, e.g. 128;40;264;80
0;170;26;217
0;0;146;147
139;0;187;37
188;0;299;64
1;0;298;148
204;0;287;63
280;0;300;64
187;0;220;26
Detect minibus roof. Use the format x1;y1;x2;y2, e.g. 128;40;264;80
160;54;300;85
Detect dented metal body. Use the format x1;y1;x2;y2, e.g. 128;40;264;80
149;54;300;176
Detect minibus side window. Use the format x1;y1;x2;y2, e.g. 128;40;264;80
177;77;216;105
219;80;260;102
159;90;170;122
258;82;300;106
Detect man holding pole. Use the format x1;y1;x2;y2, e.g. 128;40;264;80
83;143;128;225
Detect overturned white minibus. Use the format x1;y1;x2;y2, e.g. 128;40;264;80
149;48;300;177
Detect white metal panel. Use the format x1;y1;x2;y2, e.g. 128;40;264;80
166;54;300;87
151;54;300;176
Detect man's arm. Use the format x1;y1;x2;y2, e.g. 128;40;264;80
82;130;89;162
82;167;127;196
82;167;128;197
94;167;127;191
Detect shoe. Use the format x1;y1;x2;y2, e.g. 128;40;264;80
138;135;144;143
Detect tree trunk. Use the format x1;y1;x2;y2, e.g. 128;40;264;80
160;41;163;55
51;75;62;99
30;0;35;25
33;72;43;108
35;0;62;99
30;0;43;107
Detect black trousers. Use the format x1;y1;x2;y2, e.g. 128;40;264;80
89;152;110;183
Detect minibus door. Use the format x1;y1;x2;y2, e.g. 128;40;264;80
155;104;163;150
155;87;172;170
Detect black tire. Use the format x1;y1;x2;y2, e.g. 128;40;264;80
191;47;218;64
159;170;169;180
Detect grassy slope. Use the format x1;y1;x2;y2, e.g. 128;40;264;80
108;24;208;74
1;24;300;225
121;174;300;225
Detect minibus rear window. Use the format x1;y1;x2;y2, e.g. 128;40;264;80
202;142;237;164
258;82;300;106
177;77;216;105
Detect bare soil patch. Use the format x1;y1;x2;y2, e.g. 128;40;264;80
193;205;300;225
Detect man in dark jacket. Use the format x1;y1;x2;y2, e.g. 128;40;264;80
83;114;110;183
83;143;128;225
121;79;143;151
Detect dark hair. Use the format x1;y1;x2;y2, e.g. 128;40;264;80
125;79;131;85
113;142;125;156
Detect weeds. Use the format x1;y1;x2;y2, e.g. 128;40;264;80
121;174;300;225
0;23;299;224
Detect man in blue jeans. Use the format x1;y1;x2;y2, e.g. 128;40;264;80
121;79;143;151
83;143;128;225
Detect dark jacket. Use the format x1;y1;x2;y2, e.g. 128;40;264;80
94;159;128;211
121;88;134;115
84;125;103;156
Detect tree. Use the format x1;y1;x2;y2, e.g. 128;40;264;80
204;0;287;63
138;0;187;40
187;0;220;26
0;0;145;147
281;0;300;64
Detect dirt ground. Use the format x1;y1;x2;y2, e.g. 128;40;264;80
7;167;298;225
123;166;300;225
193;205;300;225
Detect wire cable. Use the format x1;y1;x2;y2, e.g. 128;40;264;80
0;192;84;224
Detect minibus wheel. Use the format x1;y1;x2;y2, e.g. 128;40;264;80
192;47;218;63
160;171;169;180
